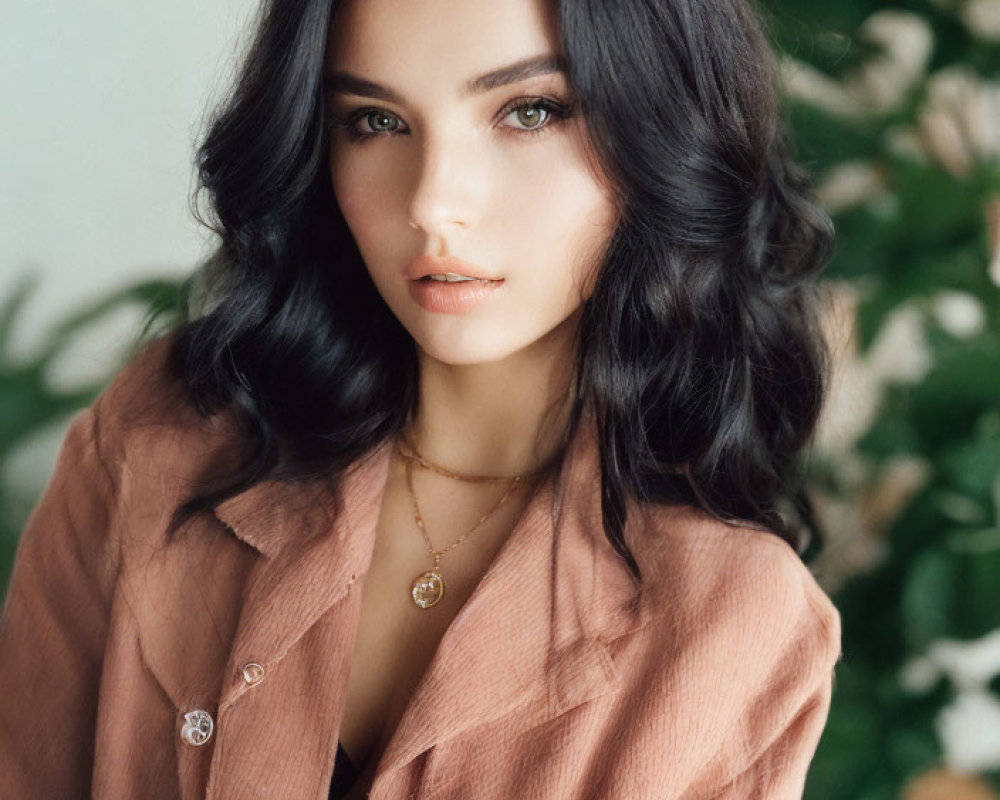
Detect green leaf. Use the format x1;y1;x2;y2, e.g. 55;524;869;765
902;544;1000;648
902;549;958;650
911;339;1000;450
0;273;39;359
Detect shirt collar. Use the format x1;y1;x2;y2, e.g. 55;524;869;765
209;400;651;779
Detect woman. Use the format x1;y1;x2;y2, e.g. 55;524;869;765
0;0;840;797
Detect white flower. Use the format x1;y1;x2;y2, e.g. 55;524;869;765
866;304;934;384
920;66;1000;176
900;654;944;693
931;290;988;338
816;161;889;215
813;283;881;453
901;629;1000;773
925;629;1000;691
779;57;868;119
779;10;933;118
962;0;1000;40
938;690;1000;773
848;11;935;113
900;628;1000;694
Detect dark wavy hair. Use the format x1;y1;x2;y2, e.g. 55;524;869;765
161;0;835;584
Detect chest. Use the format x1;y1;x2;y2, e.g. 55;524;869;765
336;459;534;783
103;448;666;799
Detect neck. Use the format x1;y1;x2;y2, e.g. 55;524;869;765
405;315;580;479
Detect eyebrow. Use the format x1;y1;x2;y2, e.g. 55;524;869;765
323;54;568;104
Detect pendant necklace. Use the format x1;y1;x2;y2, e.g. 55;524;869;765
394;430;549;609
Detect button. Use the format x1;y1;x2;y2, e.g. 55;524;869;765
180;709;214;746
241;662;265;686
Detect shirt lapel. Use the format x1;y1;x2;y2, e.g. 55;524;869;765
370;406;652;787
209;404;651;784
210;436;395;714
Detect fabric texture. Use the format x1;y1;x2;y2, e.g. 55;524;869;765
0;333;842;799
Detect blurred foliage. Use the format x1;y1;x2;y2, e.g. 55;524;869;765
0;273;185;592
758;0;1000;796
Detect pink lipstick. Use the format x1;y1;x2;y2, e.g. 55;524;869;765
406;254;504;314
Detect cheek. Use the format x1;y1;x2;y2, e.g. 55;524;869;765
512;155;617;298
326;156;404;300
329;155;373;227
328;151;402;271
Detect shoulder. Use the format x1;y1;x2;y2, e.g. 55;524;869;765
91;331;206;437
622;502;842;733
608;502;845;797
90;331;247;470
634;502;840;659
85;331;250;522
608;504;842;791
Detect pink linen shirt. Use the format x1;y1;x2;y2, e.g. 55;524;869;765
0;334;841;799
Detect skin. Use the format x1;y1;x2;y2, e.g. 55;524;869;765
323;0;620;482
322;2;621;787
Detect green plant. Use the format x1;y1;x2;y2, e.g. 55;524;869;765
759;0;1000;796
0;272;185;591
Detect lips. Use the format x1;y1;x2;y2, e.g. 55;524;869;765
406;254;502;282
408;275;504;314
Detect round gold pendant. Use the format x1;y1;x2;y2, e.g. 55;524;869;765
411;570;445;609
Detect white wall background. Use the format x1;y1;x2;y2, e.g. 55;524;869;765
1;0;259;512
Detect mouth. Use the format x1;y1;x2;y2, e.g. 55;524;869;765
406;254;502;283
408;272;505;314
415;273;501;285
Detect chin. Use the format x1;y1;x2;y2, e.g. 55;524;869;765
416;338;520;367
409;325;537;367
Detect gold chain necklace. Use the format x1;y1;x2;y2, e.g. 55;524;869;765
395;430;550;609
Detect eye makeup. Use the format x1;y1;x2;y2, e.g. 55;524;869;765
326;95;577;144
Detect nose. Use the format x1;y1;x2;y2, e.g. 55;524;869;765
406;129;483;237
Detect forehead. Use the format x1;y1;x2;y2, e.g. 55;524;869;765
325;0;562;83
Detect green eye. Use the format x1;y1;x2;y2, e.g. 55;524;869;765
326;108;404;140
498;97;575;137
327;96;575;143
365;110;400;133
509;104;548;130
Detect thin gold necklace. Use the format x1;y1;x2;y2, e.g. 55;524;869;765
395;430;550;609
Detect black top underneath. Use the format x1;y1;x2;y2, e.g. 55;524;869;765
329;740;360;799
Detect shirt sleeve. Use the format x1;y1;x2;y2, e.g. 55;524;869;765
0;403;121;799
704;657;835;799
699;542;842;800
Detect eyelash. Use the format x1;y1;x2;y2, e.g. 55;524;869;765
326;96;575;143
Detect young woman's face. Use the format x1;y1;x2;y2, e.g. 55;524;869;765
323;0;619;366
